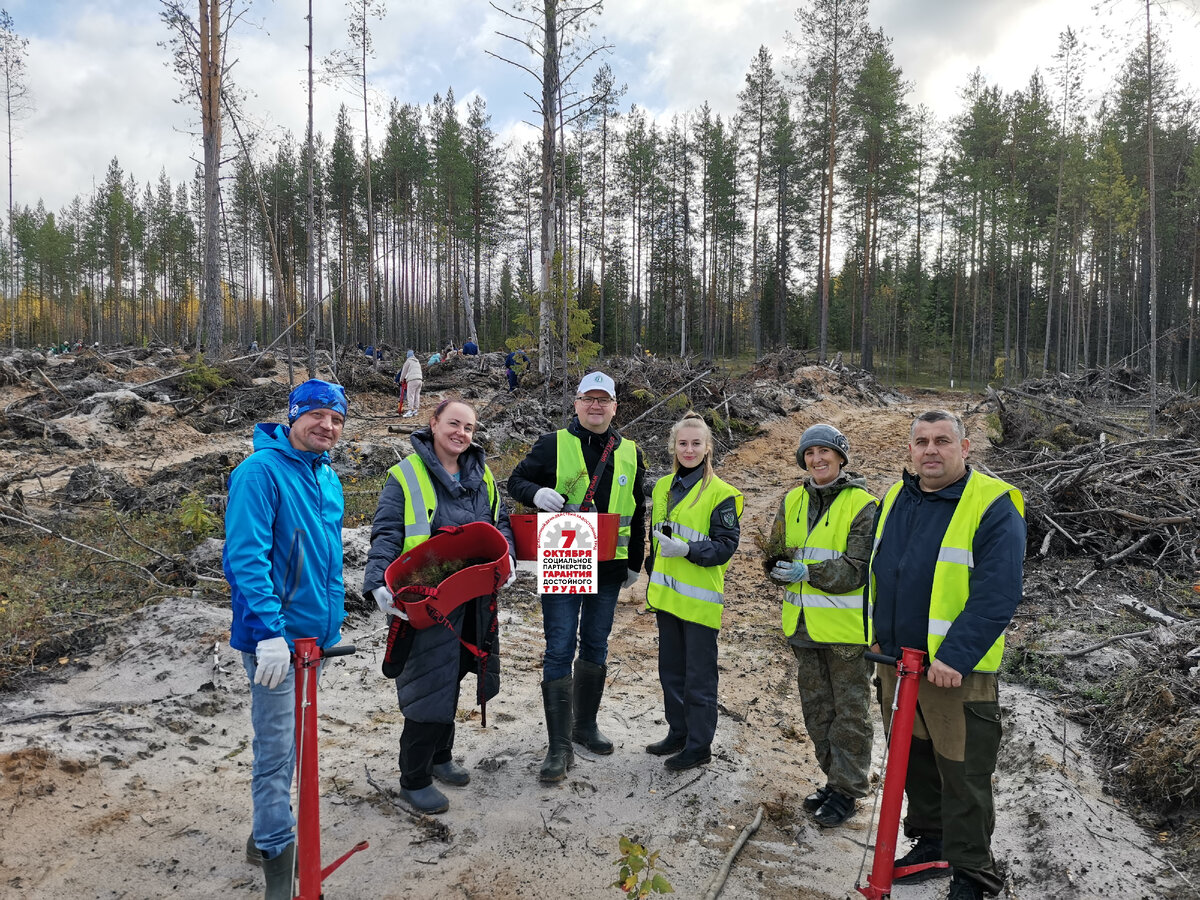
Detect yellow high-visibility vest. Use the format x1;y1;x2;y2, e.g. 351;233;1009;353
870;470;1024;673
781;484;876;644
554;429;638;561
387;455;498;553
646;474;743;630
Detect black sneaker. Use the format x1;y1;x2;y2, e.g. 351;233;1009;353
947;871;985;900
894;836;950;884
802;785;831;813
812;790;856;827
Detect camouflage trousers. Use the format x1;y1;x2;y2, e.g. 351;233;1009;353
791;643;873;798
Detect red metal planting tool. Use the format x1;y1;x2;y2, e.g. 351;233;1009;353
856;647;950;899
292;638;368;900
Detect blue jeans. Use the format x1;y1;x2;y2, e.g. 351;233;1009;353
541;577;621;680
242;651;301;859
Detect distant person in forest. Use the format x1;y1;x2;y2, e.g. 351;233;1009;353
249;340;259;353
871;409;1025;900
462;339;478;356
399;350;423;418
507;371;647;783
505;348;529;392
427;350;442;366
767;424;876;828
393;367;408;416
223;379;349;900
644;413;742;772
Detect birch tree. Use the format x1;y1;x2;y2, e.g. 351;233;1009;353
488;0;608;378
0;9;29;349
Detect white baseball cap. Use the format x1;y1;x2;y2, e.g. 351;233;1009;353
576;371;616;399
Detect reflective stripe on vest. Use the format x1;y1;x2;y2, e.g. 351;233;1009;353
645;473;743;630
387;455;498;554
781;484;876;644
869;470;1024;672
554;429;638;559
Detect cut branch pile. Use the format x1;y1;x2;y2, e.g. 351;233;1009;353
989;436;1200;571
1066;621;1200;811
986;372;1200;572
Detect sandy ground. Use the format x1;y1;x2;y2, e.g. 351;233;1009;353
0;379;1186;899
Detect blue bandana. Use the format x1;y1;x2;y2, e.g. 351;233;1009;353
288;379;348;424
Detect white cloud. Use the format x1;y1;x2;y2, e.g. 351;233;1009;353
6;0;1199;215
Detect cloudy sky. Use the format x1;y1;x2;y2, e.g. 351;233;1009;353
6;0;1198;214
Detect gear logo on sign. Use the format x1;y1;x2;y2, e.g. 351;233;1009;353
546;521;594;550
536;511;599;595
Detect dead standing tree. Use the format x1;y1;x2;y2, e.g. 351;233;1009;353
487;0;609;400
323;0;387;362
0;10;30;351
160;0;251;358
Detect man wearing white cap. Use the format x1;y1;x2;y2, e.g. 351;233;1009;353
508;371;647;783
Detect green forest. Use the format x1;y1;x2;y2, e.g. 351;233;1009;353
2;0;1198;392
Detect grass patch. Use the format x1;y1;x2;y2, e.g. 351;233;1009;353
488;438;533;484
0;506;229;689
999;649;1063;693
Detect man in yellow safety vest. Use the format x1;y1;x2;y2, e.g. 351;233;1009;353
869;410;1025;900
508;371;647;783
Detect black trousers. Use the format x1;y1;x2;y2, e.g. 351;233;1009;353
655;610;719;751
399;682;461;790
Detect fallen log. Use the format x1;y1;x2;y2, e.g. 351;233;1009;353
997;385;1142;436
1116;595;1183;625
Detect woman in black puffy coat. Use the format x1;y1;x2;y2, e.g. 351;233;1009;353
362;398;515;815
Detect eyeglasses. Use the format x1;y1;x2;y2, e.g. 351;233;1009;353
576;396;614;407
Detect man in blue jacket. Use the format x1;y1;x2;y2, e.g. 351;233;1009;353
223;379;349;900
869;410;1025;900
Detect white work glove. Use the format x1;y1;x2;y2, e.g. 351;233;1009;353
533;487;565;512
654;528;689;558
622;569;640;589
253;637;291;689
372;585;408;620
770;559;809;583
502;557;517;589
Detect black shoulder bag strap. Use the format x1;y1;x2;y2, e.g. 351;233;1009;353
579;433;619;513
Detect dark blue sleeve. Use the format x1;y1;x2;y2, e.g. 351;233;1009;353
935;495;1026;675
685;496;741;568
364;474;408;595
624;445;648;574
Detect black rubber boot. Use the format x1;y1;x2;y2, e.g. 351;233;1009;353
262;841;295;900
245;834;263;867
571;659;614;754
539;675;574;782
